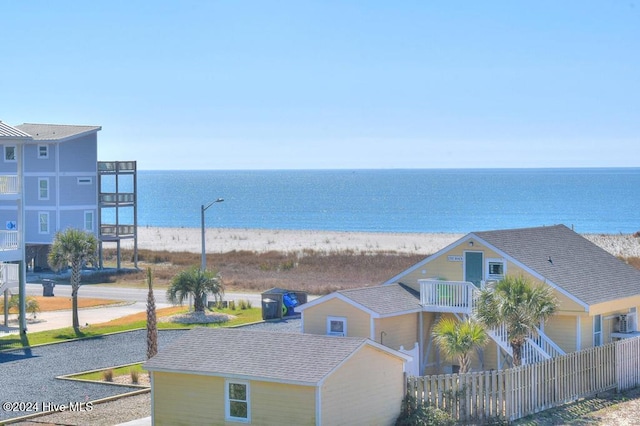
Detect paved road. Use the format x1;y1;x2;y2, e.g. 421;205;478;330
25;283;264;306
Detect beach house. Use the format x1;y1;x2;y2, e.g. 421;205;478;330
299;224;640;374
145;327;409;425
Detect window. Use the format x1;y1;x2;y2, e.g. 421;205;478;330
38;145;48;159
38;212;49;234
38;178;49;200
327;316;347;336
77;177;92;185
84;211;94;231
4;146;16;162
225;380;250;423
487;259;505;281
594;315;602;347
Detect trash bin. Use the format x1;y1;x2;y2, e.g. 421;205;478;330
42;279;55;297
261;298;279;320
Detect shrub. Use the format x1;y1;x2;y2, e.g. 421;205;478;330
130;369;139;384
395;393;454;426
102;369;114;382
228;300;236;310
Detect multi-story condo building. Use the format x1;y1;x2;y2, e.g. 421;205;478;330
0;120;137;334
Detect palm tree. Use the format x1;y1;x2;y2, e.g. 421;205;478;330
48;228;98;331
146;267;158;359
166;267;224;312
475;275;558;366
432;317;488;374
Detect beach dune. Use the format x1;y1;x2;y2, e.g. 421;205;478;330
122;227;640;258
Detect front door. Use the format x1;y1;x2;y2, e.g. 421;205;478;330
465;251;483;287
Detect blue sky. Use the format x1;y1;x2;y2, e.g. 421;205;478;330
1;1;638;170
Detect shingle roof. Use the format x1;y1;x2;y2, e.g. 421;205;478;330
15;123;101;141
144;328;371;385
473;224;640;306
0;121;32;139
338;283;420;315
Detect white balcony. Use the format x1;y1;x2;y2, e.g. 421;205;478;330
0;231;19;251
0;175;19;195
0;262;20;294
419;279;477;314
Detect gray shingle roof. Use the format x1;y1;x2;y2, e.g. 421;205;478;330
473;224;640;306
144;328;369;384
0;121;32;139
338;284;420;315
15;123;101;141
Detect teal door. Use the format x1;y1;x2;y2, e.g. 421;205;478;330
465;252;483;287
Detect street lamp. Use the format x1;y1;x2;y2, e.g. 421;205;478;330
201;198;224;271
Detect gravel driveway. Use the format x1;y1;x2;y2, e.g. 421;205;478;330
0;319;300;423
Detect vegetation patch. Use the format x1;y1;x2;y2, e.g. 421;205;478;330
62;363;149;388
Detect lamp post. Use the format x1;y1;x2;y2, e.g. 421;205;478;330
201;198;224;271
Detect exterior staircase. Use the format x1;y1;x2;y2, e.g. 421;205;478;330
419;279;565;366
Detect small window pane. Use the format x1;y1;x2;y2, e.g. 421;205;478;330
229;401;247;418
38;145;48;158
229;383;246;400
330;320;344;333
5;146;15;161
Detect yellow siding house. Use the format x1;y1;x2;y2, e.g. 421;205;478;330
301;225;640;374
144;327;409;426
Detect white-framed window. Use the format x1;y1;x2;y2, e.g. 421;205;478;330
486;258;506;281
327;316;347;336
38;144;48;159
38;178;49;200
84;211;94;232
225;380;250;423
4;146;16;162
38;212;49;234
77;177;92;185
594;314;602;347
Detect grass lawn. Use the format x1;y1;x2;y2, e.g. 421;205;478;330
0;296;125;314
0;305;263;349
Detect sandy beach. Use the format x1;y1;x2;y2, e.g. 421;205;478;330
123;227;640;258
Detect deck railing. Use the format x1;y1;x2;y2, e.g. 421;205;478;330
0;262;20;294
0;175;19;195
419;280;477;314
0;231;19;251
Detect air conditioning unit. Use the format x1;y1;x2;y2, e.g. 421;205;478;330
618;314;635;333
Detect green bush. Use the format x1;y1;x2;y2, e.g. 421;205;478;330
395;393;454;426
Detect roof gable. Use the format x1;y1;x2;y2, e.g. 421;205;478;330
144;328;402;385
473;224;640;306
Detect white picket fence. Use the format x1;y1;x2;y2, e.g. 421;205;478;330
407;335;640;422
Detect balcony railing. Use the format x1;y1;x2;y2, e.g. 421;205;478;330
0;175;19;195
100;224;135;238
99;193;135;205
0;231;19;251
98;161;136;172
0;262;20;294
419;279;477;314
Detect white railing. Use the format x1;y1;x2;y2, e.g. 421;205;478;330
487;323;565;365
0;175;19;194
419;280;477;314
0;231;19;251
420;279;565;365
0;262;20;294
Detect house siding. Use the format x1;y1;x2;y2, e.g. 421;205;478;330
153;372;224;425
546;315;578;353
152;372;316;426
321;346;404;426
58;134;97;172
24;143;55;173
375;313;418;350
303;298;371;338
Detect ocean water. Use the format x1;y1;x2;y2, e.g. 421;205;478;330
101;168;640;234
